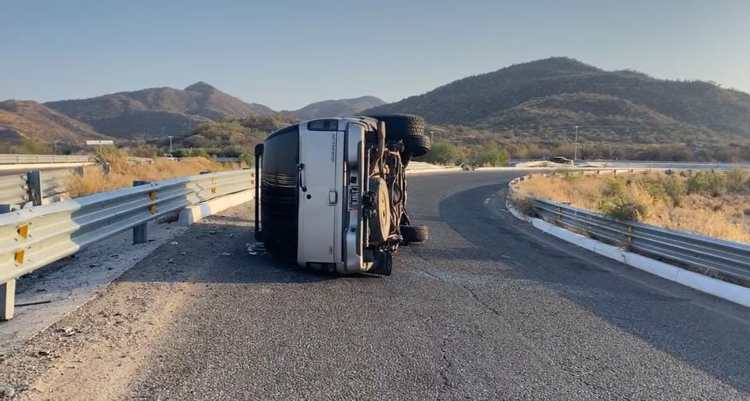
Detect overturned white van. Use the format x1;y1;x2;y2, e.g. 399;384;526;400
254;115;431;275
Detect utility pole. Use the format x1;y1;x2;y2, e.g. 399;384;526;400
168;136;173;155
573;125;579;164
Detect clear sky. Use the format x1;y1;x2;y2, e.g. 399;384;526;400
1;0;749;110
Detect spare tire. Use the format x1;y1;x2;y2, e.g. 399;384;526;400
400;224;429;244
369;177;391;244
369;114;424;140
404;135;431;157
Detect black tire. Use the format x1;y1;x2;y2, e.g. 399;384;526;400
400;224;429;244
401;152;411;168
404;135;431;157
369;114;425;140
369;251;392;276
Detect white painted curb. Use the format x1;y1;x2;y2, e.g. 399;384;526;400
178;190;254;226
505;199;529;222
527;215;750;307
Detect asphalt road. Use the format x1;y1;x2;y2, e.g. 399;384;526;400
3;170;750;401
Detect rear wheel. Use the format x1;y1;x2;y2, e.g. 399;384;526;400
404;135;431;157
401;152;411;168
370;251;392;276
400;224;429;244
369;114;424;141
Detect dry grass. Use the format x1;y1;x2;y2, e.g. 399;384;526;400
515;170;750;244
66;149;238;197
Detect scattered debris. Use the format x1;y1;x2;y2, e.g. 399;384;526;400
15;299;52;308
170;241;179;245
167;258;175;264
221;252;232;256
247;242;266;256
57;327;76;337
89;263;98;268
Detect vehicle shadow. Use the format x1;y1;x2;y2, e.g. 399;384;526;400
436;183;750;394
116;212;363;285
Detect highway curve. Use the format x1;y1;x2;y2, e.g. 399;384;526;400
2;170;750;401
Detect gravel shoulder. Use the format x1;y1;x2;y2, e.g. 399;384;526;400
0;204;253;401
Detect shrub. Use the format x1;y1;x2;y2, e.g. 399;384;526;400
662;175;686;206
472;144;509;167
598;195;649;221
726;169;749;193
421;141;462;165
603;178;626;197
687;171;727;196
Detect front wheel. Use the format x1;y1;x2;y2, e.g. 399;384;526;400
400;224;429;244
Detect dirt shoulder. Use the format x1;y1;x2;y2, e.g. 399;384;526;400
0;203;253;401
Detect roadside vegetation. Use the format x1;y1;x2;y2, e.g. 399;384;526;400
427;124;750;163
514;169;750;243
66;148;237;197
418;140;509;167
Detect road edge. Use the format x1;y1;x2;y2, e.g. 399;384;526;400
505;193;750;308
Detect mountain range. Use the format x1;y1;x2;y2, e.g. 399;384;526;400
286;96;385;120
365;57;750;142
2;57;750;149
43;82;276;139
0;100;108;144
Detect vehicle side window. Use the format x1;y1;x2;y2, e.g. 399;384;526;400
307;119;338;131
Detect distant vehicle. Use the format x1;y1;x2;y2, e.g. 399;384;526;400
549;156;574;165
254;115;431;275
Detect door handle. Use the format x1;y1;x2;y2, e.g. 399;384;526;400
297;163;307;192
329;190;337;205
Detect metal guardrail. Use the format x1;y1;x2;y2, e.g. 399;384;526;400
0;168;84;210
508;171;750;285
0;174;28;207
39;168;76;200
213;157;242;163
0;154;93;165
0;169;254;320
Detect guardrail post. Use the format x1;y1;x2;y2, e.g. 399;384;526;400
1;279;15;321
626;224;633;249
133;180;150;244
27;170;42;206
1;204;15;320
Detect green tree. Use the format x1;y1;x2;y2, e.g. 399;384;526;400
421;141;462;165
472;144;509;167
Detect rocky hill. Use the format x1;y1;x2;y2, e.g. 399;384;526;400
0;100;108;144
45;82;276;139
288;96;385;120
366;57;750;141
